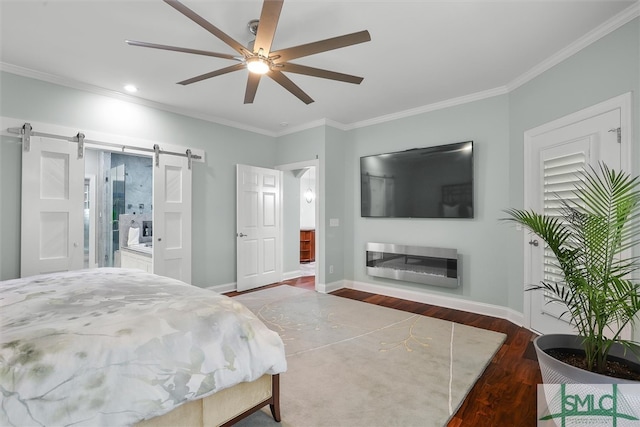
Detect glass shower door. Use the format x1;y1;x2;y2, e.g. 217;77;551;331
109;164;125;267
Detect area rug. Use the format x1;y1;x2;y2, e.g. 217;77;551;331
233;286;506;427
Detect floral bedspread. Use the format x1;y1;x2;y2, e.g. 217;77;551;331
0;268;287;426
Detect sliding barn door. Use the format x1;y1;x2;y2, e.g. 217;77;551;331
21;137;84;277
153;154;192;283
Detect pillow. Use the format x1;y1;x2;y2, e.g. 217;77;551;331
442;204;460;218
127;227;140;246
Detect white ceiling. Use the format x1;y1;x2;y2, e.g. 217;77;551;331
1;1;637;136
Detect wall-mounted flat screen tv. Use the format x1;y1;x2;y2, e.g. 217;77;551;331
360;141;474;218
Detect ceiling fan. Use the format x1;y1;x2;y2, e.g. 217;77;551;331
126;0;371;105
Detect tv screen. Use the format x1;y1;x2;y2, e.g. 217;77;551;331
360;141;474;218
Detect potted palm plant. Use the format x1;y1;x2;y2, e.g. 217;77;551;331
504;162;640;384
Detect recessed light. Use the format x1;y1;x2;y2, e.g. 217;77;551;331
124;84;138;93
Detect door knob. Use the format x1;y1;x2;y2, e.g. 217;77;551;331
237;232;247;237
529;239;539;247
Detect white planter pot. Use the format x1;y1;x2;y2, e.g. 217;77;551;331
534;334;640;385
534;334;640;420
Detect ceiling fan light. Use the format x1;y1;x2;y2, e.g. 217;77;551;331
247;57;269;74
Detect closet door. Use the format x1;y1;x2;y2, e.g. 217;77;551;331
523;96;628;336
21;137;84;277
153;154;192;283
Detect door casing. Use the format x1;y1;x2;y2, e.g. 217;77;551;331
522;93;632;333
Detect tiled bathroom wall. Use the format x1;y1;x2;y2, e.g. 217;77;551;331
111;153;153;216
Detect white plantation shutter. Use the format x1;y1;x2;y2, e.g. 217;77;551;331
525;97;626;336
541;152;586;308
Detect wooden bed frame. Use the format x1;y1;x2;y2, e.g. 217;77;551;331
136;374;280;427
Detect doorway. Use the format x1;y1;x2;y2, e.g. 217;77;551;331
278;159;319;290
299;167;316;277
84;148;153;269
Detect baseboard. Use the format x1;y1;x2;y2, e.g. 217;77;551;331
282;270;301;281
316;279;345;294
213;278;524;326
343;280;525;327
207;282;236;294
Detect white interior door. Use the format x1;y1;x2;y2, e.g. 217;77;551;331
21;136;84;277
524;99;627;335
153;154;192;283
236;164;282;291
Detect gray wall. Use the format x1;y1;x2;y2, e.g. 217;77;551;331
347;95;511;306
343;18;639;314
276;127;325;282
282;171;301;275
0;132;20;280
506;17;640;313
0;18;638;324
0;72;277;287
324;126;348;286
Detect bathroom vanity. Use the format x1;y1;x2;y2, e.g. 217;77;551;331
120;245;152;273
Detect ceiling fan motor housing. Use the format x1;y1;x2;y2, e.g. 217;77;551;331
248;19;260;36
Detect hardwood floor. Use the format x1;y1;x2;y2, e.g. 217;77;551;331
227;276;542;427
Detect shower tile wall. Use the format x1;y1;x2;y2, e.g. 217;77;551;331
111;153;153;215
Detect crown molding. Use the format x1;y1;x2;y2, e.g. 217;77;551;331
275;117;350;137
275;118;331;137
506;2;640;92
2;3;638;139
346;2;640;131
0;62;277;138
346;86;509;131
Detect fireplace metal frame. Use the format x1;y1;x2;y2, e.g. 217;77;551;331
366;242;460;288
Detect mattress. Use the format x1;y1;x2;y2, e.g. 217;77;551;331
0;268;287;426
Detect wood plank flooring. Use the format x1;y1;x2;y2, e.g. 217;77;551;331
227;276;542;427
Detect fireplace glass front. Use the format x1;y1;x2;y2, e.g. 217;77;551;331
366;243;459;288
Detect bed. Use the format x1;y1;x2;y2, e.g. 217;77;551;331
0;268;287;426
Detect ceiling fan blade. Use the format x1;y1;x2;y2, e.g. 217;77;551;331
254;0;283;55
244;73;262;104
268;70;314;104
177;63;246;85
278;63;364;84
270;30;371;63
126;40;239;61
163;0;249;56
